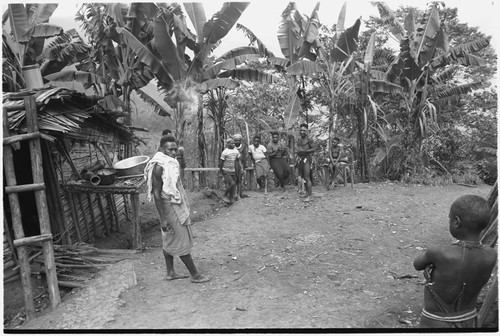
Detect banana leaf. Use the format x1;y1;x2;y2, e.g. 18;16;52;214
116;27;174;88
277;4;302;62
410;3;440;66
44;70;104;84
364;32;376;68
153;15;187;81
28;4;58;26
136;88;170;117
373;2;404;41
370;80;403;95
198;78;240;92
203;54;261;80
285;59;324;75
236;23;275;58
331;19;360;62
284;81;301;130
216;46;261;62
30;23;63;38
184;2;207;44
203;2;249;44
218;69;280;84
8;4;30;43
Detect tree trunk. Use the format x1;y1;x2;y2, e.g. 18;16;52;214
196;95;206;168
355;107;369;183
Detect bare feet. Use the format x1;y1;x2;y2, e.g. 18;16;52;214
165;274;189;281
191;274;211;283
303;196;312;202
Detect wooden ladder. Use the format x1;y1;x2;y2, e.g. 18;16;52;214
3;92;61;320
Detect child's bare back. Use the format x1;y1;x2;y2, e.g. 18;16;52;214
414;195;497;328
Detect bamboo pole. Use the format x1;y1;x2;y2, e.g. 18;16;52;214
76;193;92;241
42;140;71;245
106;194;118;232
64;191;82;243
96;194;110;235
86;193;97;238
4;217;18;265
122;194;130;221
109;194;121;233
25;94;61;308
3;107;36;319
131;193;141;250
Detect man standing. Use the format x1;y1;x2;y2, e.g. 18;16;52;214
327;136;348;187
267;131;289;192
233;134;248;199
144;135;210;283
296;123;316;202
248;135;270;193
219;138;240;204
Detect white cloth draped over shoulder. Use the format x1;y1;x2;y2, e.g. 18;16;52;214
144;152;191;225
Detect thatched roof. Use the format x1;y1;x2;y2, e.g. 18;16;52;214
3;87;134;142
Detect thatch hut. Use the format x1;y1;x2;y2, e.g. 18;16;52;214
3;87;142;284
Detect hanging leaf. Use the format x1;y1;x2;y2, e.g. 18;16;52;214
218;68;280;84
203;54;261;79
429;37;489;70
203;2;249;44
116;27;174;89
136;88;170;117
153;14;187;81
44;70;104;84
216;46;260;62
370;80;403;94
236;23;276;58
30;23;63;38
267;56;290;68
404;10;415;35
373;2;404;41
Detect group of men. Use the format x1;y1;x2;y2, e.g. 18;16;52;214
219;123;350;203
144;127;496;329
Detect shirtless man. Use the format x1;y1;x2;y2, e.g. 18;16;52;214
413;194;496;328
295;123;316;202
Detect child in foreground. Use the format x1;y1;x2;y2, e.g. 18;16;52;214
413;194;496;328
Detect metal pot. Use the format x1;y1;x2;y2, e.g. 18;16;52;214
96;168;116;185
112;156;150;177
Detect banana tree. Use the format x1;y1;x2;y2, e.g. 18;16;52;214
370;2;491;175
3;3;64;91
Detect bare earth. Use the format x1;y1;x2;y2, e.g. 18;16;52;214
9;182;496;330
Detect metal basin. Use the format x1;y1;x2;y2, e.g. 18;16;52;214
113;156;150;177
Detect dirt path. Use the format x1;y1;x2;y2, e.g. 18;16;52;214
16;182;494;330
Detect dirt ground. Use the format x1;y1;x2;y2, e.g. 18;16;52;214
4;181;497;330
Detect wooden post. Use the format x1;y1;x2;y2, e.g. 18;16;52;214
76;193;91;240
25;94;61;308
4;217;18;265
96;194;110;235
3;107;36;320
130;193;141;250
193;171;200;191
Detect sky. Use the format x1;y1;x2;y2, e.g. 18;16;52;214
45;0;499;57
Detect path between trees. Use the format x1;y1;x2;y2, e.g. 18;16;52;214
16;182;494;330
